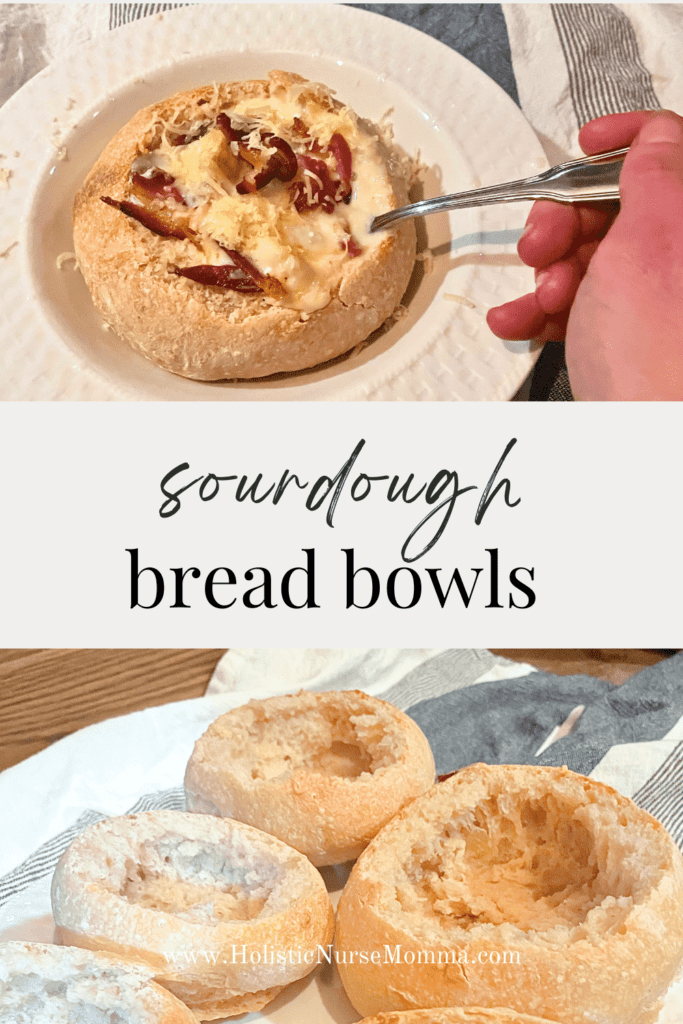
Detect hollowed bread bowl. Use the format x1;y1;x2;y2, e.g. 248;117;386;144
0;940;198;1023
335;763;683;1024
51;810;334;1020
184;690;435;866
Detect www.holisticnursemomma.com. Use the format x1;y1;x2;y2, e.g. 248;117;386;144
163;945;522;966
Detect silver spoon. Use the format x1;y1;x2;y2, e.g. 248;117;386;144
371;146;627;232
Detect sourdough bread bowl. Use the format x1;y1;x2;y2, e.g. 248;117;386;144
335;763;683;1024
358;1010;566;1024
0;941;198;1024
184;690;435;866
50;810;334;1021
73;70;416;380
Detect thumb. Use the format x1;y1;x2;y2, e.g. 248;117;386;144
609;112;683;273
619;111;683;212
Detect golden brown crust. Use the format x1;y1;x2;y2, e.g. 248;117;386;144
0;940;199;1023
335;764;683;1024
359;1010;566;1024
184;690;435;866
73;71;415;380
51;810;334;1021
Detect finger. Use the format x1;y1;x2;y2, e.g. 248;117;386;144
486;291;548;340
532;313;568;343
517;201;580;268
575;238;601;274
535;256;583;315
577;203;617;240
578;110;661;155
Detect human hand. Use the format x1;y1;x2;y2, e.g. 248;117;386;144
487;111;683;399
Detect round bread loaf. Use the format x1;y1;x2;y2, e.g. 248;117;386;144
73;70;416;380
0;941;197;1024
358;1010;565;1024
184;690;435;866
51;810;334;1021
335;763;683;1024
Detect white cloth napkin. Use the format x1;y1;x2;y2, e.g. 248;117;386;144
504;3;683;164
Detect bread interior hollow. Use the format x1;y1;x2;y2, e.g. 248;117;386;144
214;698;405;782
1;970;145;1024
395;786;664;938
115;830;283;923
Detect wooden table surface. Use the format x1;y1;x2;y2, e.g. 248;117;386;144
0;648;673;773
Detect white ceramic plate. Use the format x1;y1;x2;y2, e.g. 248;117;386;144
0;4;547;401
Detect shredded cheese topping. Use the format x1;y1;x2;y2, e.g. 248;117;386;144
142;77;397;312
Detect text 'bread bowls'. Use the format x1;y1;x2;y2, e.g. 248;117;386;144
50;810;334;1021
335;763;683;1024
73;70;416;380
184;689;436;865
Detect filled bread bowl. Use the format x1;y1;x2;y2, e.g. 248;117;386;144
335;763;683;1024
73;70;416;380
184;690;435;865
50;810;334;1021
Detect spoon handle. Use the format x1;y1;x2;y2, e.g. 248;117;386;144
371;146;628;232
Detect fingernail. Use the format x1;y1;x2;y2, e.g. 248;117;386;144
535;269;550;289
520;220;535;239
637;115;683;146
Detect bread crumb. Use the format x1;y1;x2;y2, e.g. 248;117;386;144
56;251;78;270
102;321;113;331
51;126;68;161
300;311;311;322
0;168;11;189
391;303;409;321
0;241;18;259
416;250;434;274
13;151;20;159
65;97;76;111
443;293;476;309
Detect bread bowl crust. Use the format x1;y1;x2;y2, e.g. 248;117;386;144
0;940;198;1024
73;71;416;380
335;764;683;1024
184;690;436;865
359;1009;566;1024
51;810;334;1021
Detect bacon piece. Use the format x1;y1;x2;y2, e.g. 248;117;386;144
172;263;262;293
224;248;287;300
100;196;188;240
131;170;186;206
215;113;259;167
236;133;297;194
343;235;363;257
215;112;242;144
291;116;309;138
290;154;338;213
329;132;352;197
